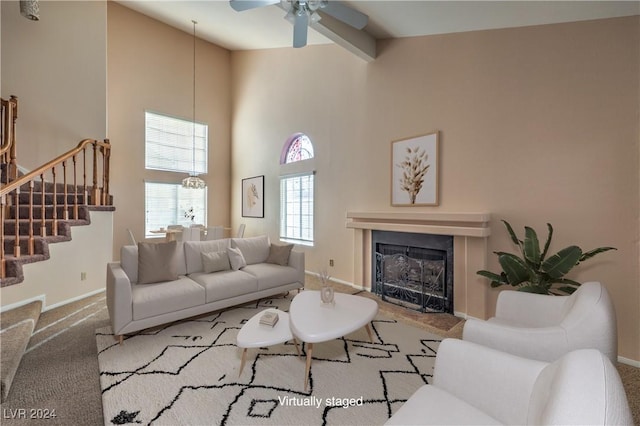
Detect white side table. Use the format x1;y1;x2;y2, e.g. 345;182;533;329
236;308;300;376
290;291;379;390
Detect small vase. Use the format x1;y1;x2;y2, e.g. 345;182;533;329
320;285;334;304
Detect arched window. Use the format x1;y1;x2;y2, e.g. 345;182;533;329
280;133;314;164
280;133;314;245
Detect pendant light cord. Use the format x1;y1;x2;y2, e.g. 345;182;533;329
192;19;197;177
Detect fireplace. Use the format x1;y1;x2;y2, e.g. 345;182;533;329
346;212;492;319
373;231;453;313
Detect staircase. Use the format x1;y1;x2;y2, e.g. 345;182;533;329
1;95;114;286
0;300;42;402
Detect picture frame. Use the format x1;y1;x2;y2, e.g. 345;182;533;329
391;131;439;206
242;175;264;218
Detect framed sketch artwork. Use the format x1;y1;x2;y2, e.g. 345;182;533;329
242;175;264;218
391;131;439;206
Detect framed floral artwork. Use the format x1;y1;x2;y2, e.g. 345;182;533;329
391;131;439;206
242;175;264;218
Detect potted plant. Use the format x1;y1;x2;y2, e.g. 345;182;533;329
477;220;616;295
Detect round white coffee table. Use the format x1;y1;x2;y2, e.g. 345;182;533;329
236;308;300;376
289;291;378;390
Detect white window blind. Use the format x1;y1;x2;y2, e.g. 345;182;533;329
145;111;207;174
280;173;314;244
145;182;207;238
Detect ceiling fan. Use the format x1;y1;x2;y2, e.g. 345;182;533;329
229;0;369;48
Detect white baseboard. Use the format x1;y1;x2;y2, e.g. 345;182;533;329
618;356;640;367
305;271;364;291
1;294;47;313
43;288;106;312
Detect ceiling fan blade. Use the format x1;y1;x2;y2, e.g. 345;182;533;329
293;12;308;48
321;1;368;29
229;0;279;12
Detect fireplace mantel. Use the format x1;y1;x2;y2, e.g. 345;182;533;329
346;212;491;238
346;211;493;319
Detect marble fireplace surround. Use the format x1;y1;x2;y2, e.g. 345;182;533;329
346;212;492;319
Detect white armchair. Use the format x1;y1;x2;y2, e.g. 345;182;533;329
385;338;632;425
462;281;617;363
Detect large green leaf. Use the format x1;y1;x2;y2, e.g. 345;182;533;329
477;270;509;288
579;246;617;263
502;220;522;248
540;223;553;262
556;286;578;295
541;246;582;279
523;226;541;267
498;253;532;285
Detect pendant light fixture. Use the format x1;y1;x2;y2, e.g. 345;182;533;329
182;19;206;189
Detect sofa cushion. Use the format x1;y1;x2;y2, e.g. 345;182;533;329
242;263;301;291
190;270;258;303
132;276;205;320
231;235;270;265
184;239;231;274
227;247;247;270
137;241;180;284
202;251;231;273
266;243;294;266
121;243;186;284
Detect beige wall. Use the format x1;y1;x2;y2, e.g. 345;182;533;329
107;2;232;257
1;0;108;307
1;0;107;167
231;17;640;362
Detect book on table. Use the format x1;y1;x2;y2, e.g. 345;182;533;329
259;311;279;327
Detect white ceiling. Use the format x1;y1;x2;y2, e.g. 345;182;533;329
118;1;639;52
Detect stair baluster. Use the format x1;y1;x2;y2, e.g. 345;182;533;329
40;174;46;237
72;154;78;220
52;166;58;236
14;187;21;258
63;160;69;220
28;180;34;255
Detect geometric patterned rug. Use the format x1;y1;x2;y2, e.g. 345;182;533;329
96;291;441;425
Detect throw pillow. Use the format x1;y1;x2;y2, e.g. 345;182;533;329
201;251;231;273
231;235;270;265
137;241;179;284
266;243;294;266
227;247;247;270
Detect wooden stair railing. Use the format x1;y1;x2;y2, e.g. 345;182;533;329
0;138;111;280
1;96;19;183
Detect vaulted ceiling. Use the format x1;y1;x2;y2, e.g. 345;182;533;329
117;1;639;61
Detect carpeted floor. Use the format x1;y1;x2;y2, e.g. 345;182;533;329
1;276;639;425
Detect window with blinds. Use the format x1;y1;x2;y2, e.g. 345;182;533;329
145;182;207;238
145;111;207;174
280;173;314;244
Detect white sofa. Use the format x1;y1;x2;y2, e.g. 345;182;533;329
106;236;304;340
385;338;633;425
462;281;617;363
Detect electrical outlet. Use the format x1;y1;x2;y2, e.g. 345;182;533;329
329;259;334;267
81;272;87;281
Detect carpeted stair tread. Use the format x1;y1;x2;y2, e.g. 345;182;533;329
0;301;42;402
